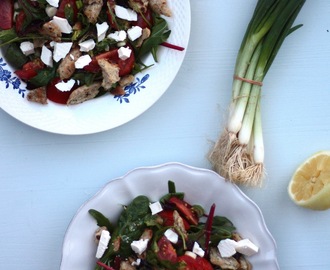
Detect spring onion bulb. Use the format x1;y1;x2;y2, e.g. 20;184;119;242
209;0;306;186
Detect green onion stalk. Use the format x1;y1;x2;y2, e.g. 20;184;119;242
208;0;305;186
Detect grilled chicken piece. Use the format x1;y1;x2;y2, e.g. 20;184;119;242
97;59;120;90
67;82;101;105
237;256;252;270
39;21;62;42
83;0;103;24
57;47;82;80
210;247;240;270
27;87;48;104
149;0;172;17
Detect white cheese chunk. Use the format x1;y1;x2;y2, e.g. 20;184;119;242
235;239;259;256
53;42;73;62
75;54;92;69
52;16;72;34
79;39;96;52
164;229;178;244
96;22;109;42
95;230;111;259
149;201;163;215
185;251;197;259
130;239;149;255
46;0;59;7
108;30;127;42
41;45;53;67
217;239;238;258
20;41;35;56
127;26;142;41
192;242;205;257
55;79;76;92
115;5;137;21
46;6;58;17
118;46;132;60
131;258;141;266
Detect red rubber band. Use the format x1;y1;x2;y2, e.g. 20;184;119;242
234;75;263;86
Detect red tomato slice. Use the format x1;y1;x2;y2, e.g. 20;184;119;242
46;77;76;104
168;197;199;226
131;7;153;29
0;0;14;30
56;0;78;21
178;255;197;270
195;256;213;270
83;48;135;77
15;11;26;33
158;210;191;230
157;236;177;263
15;59;45;81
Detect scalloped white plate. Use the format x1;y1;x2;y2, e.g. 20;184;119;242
60;163;279;270
0;0;190;135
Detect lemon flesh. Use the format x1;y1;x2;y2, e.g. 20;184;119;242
288;151;330;210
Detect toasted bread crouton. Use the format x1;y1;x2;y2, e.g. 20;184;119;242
136;28;151;47
58;47;82;80
39;21;62;42
83;0;103;24
119;74;135;87
149;0;172;17
97;59;120;90
27;87;48;105
67;82;102;105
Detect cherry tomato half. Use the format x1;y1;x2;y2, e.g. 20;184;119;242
168;197;199;226
157;236;177;263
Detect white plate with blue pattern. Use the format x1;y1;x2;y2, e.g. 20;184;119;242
0;0;190;135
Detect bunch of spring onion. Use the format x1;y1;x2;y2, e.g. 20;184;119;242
208;0;306;186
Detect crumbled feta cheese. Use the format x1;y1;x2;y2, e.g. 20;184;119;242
131;258;141;266
52;16;72;34
131;239;149;255
46;0;59;7
149;201;163;215
127;26;142;41
118;46;132;60
41;45;53;67
96;22;109;42
55;79;76;92
192;242;205;257
53;42;72;62
75;54;92;69
164;229;178;244
95;230;111;259
235;239;259;256
217;239;238;258
45;6;58;17
20;41;35;56
79;39;96;52
108;30;127;42
185;251;197;259
115;5;137;21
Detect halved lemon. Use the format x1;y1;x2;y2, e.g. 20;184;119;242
288;151;330;210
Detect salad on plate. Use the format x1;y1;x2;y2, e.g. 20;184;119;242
89;180;258;270
0;0;180;105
